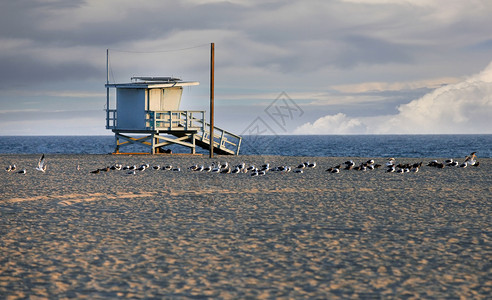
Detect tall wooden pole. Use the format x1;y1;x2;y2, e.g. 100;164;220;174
209;43;215;158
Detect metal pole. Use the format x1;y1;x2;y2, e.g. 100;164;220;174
106;49;110;128
209;43;214;158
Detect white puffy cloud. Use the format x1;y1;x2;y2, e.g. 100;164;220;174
295;60;492;134
294;113;367;134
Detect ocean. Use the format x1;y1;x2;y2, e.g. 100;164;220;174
0;135;491;158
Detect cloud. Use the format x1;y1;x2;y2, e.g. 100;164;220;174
2;0;492;135
295;60;492;134
331;77;460;93
294;113;367;134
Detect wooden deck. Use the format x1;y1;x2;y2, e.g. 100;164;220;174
107;110;242;155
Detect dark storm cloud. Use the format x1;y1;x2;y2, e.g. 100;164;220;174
0;54;101;89
0;0;248;46
0;0;86;40
334;35;413;68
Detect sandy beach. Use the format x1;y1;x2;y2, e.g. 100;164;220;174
1;154;490;299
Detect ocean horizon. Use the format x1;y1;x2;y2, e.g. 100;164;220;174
1;134;491;158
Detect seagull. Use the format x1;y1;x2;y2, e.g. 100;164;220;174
90;169;100;174
163;165;172;170
447;161;459;167
172;167;181;172
235;162;245;170
278;166;291;172
293;169;303;173
296;163;306;169
464;152;477;166
5;165;12;172
17;169;26;174
459;162;468;168
152;165;161;170
307;162;317;168
465;152;477;161
110;164;122;170
127;170;136;175
35;154;47;172
385;158;395;167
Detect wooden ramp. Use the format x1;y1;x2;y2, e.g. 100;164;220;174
170;122;241;155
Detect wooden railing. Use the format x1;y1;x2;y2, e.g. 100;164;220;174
197;122;242;155
106;109;117;129
106;109;242;155
145;110;205;131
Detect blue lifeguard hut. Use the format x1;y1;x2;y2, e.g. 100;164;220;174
104;76;241;155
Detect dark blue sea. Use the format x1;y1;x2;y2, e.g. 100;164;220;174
0;135;491;158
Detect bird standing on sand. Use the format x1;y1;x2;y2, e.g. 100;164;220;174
5;164;16;172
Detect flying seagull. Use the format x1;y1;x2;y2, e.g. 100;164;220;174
35;154;47;172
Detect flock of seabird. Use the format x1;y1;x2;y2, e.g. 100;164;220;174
4;152;480;176
4;154;46;174
87;161;318;176
90;163;181;175
323;152;480;174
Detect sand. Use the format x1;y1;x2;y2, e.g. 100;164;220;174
0;154;491;299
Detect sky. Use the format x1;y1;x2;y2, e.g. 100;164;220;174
1;0;492;136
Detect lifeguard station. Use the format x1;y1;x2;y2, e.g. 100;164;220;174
105;76;242;155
